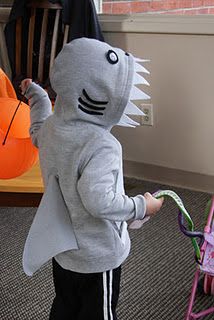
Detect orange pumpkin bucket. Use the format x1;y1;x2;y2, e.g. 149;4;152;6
0;97;38;179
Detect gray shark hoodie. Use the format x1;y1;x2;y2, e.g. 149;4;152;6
23;38;149;275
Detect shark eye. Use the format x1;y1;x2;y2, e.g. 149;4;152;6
106;50;119;64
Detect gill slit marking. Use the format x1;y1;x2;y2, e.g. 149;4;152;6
78;105;104;115
78;97;106;111
82;89;108;105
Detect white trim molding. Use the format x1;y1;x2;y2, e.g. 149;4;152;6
99;14;214;35
124;160;214;194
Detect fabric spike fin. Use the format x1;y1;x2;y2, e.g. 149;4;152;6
134;58;150;63
124;101;146;116
117;121;136;128
118;114;140;127
134;63;150;74
130;86;150;101
133;72;149;86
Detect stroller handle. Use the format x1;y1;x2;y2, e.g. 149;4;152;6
178;210;204;264
153;190;201;261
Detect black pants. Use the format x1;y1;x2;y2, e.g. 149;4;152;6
49;258;121;320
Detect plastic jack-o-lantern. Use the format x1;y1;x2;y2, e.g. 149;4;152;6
0;97;38;179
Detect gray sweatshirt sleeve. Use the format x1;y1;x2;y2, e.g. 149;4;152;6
25;83;53;147
77;141;146;221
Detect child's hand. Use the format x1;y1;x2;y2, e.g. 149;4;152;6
129;192;164;230
144;192;164;216
20;78;32;95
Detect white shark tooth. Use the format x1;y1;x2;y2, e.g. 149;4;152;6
134;62;150;74
117;114;136;127
124;114;140;126
130;86;150;100
120;114;140;127
133;72;150;86
117;120;136;128
117;114;138;128
124;101;146;116
134;57;150;63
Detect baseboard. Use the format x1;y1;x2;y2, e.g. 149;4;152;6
124;160;214;194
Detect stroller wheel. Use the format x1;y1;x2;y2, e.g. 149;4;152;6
204;274;213;294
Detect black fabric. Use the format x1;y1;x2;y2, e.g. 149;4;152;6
61;0;104;42
49;259;121;320
4;0;29;79
78;97;106;110
4;0;104;83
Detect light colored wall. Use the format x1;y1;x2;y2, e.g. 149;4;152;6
100;15;214;191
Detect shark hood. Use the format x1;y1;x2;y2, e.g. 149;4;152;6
50;37;150;129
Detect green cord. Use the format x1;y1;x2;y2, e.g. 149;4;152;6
154;190;201;260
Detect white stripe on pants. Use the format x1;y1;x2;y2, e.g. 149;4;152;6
103;270;113;320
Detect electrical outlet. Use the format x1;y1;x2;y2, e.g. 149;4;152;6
139;104;153;126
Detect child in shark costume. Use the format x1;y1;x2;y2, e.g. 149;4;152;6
21;38;163;320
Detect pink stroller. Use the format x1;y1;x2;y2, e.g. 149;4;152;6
153;191;214;320
185;196;214;319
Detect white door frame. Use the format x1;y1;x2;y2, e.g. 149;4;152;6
93;0;103;13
